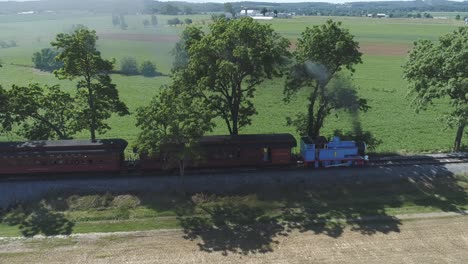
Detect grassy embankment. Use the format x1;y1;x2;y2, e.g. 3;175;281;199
0;174;466;237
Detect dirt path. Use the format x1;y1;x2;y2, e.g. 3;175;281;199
1;216;467;264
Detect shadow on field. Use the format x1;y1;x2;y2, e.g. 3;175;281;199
178;203;287;255
178;164;467;255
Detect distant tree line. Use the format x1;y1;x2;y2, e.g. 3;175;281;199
0;40;17;49
120;57;159;77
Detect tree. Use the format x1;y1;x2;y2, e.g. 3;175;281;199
455;14;461;20
171;26;204;72
284;20;365;139
52;27;129;141
112;14;120;26
136;83;214;178
184;18;193;25
32;48;63;72
177;17;290;135
224;2;235;17
140;61;157;77
143;19;150;27
0;85;14;135
151;15;158;26
261;7;268;16
167;18;181;26
403;27;468;152
274;9;279;17
120;57;139;75
184;6;193;15
119;14;128;30
161;4;180;15
6;84;78;140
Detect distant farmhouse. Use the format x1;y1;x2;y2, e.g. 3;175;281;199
367;13;389;18
238;9;292;20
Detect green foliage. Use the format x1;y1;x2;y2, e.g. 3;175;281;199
32;47;63;72
284;20;364;139
224;2;235;16
167;17;181;26
160;4;181;15
120;56;139;75
6;84;78;140
112;14;120;26
179;17;290;135
136;81;214;175
184;18;193;25
140;60;157;77
0;40;17;49
403;27;468;151
455;14;461;20
261;7;268;16
171;26;204;72
120;14;128;30
151;15;158;26
0;85;13;134
52;27;129;140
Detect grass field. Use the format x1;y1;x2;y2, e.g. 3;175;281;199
0;13;467;153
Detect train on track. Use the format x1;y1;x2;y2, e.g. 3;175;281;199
0;134;367;176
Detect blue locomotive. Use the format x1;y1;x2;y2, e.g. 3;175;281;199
300;136;367;168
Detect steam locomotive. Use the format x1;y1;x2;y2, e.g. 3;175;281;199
0;134;366;176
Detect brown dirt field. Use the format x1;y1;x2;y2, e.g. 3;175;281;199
1;216;467;264
98;33;180;43
359;42;411;56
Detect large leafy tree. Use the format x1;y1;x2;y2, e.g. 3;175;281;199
284;20;366;139
52;27;129;141
136;81;214;177
179;17;290;135
403;27;468;152
7;84;78;140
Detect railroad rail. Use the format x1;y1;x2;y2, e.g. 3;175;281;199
369;153;468;166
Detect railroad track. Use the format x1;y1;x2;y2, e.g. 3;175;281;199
369;155;468;166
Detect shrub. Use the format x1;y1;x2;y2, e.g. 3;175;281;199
32;48;63;72
2;206;27;226
184;18;193;25
120;57;139;75
140;60;157;77
111;194;140;209
167;18;181;26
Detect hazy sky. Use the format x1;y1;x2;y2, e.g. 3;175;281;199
0;0;441;3
0;0;464;3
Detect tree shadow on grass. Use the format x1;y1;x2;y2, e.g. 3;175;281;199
178;203;287;255
18;206;74;237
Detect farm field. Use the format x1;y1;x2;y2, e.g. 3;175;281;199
0;14;467;153
0;216;467;264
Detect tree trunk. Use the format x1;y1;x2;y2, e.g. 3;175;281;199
88;86;96;141
178;159;186;197
453;124;465;152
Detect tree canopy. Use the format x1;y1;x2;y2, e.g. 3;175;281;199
136;81;214;176
177;17;290;135
284;20;366;139
52;27;129;141
6;84;78;140
403;27;468;151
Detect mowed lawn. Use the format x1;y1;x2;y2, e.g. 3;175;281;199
0;14;466;153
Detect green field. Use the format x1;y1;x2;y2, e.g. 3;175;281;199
0;14;467;153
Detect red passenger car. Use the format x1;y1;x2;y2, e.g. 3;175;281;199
0;139;127;175
139;134;297;171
